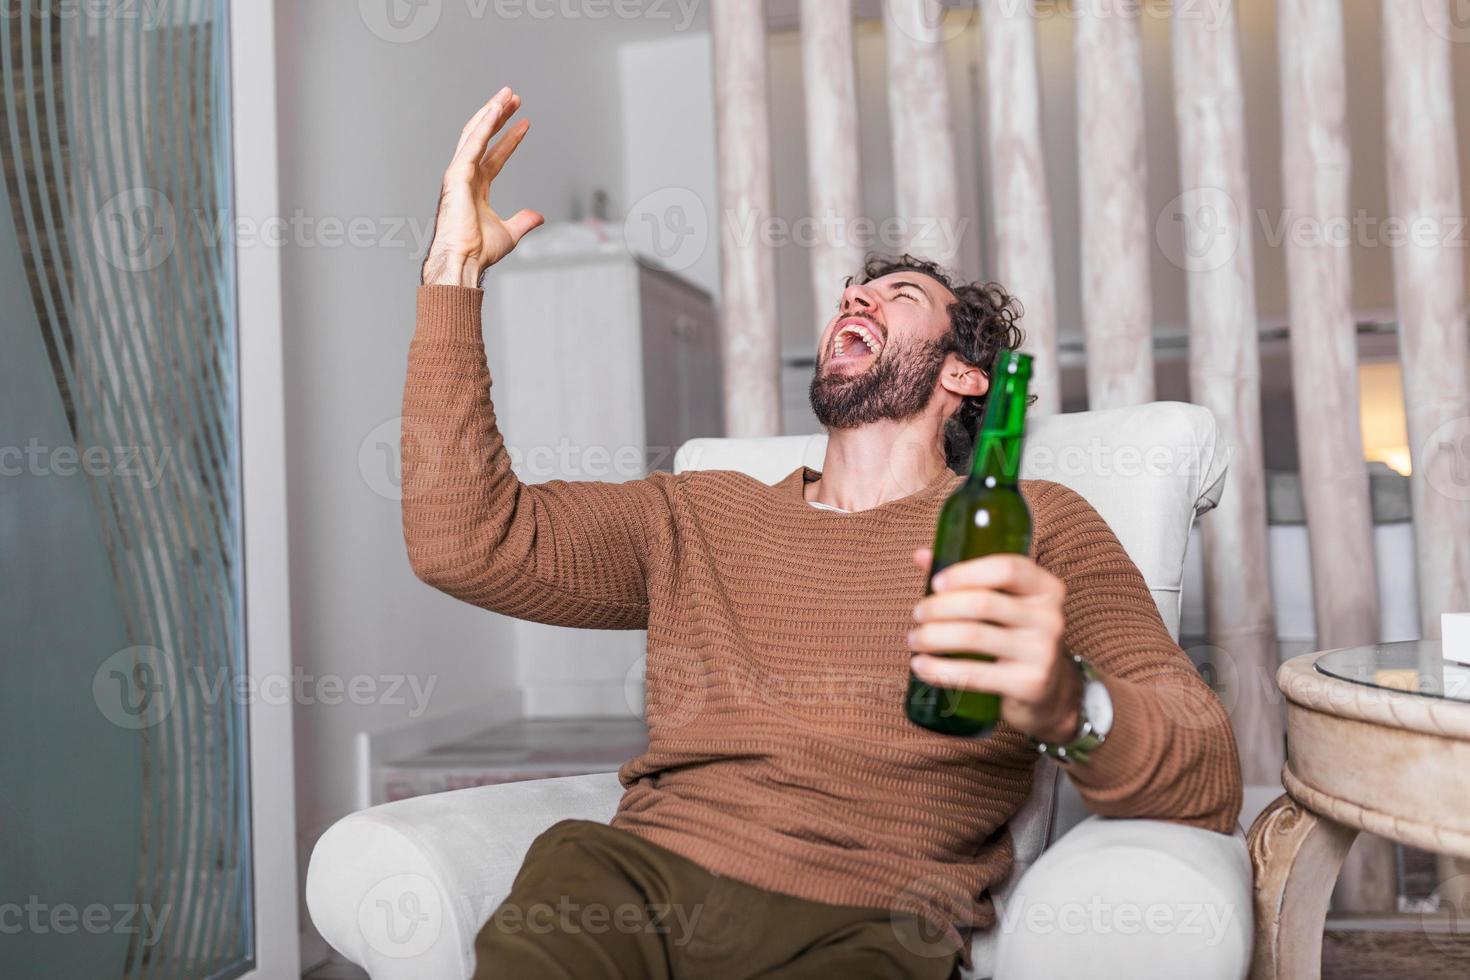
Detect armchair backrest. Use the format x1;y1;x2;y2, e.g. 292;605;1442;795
673;401;1227;643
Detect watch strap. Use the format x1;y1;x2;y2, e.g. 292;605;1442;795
1031;654;1107;766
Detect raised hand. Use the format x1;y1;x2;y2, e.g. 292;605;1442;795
421;86;544;287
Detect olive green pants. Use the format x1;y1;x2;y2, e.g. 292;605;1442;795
472;819;963;980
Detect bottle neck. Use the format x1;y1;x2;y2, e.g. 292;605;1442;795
968;362;1030;486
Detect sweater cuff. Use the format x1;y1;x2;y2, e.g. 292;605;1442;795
416;285;485;344
1062;670;1165;798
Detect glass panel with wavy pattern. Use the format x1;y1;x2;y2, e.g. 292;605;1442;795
0;2;251;976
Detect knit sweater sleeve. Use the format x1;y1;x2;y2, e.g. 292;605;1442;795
1029;481;1243;834
400;285;674;629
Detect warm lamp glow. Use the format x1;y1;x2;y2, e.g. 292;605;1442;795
1358;362;1411;476
1374;446;1413;477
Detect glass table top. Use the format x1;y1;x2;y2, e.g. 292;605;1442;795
1315;640;1470;705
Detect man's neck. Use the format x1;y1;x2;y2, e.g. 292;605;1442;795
804;412;953;512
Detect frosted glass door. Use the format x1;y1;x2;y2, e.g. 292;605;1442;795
0;3;253;976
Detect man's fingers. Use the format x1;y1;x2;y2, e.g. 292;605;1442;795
451;90;521;174
503;209;545;244
456;86;510;152
908;620;1026;660
481;118;530;178
909;653;1018;695
930;553;1062;599
913;588;1030;627
912;547;932;570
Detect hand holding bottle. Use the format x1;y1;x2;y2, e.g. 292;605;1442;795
907;548;1081;745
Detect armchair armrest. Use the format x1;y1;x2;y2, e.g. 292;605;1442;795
305;772;623;980
992;816;1252;980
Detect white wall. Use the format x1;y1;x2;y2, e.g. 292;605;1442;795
620;33;719;299
271;0;699;955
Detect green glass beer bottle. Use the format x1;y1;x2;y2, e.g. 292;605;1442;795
906;350;1033;737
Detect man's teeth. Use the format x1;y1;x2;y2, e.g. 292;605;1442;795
834;324;881;357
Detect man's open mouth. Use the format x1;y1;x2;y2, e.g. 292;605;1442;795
830;317;886;365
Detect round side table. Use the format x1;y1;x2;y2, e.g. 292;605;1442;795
1247;640;1470;979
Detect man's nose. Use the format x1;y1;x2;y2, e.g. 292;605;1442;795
840;282;878;313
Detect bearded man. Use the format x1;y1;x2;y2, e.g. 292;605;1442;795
403;87;1242;980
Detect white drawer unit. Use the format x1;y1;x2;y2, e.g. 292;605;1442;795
488;248;722;477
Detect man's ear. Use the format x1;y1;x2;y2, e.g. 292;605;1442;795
938;353;988;399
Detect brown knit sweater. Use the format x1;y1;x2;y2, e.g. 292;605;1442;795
402;285;1243;959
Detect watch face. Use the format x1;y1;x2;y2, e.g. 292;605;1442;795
1084;678;1114;737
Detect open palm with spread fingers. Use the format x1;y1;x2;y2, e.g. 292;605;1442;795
422;86;544;288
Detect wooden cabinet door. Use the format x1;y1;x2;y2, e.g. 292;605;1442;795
638;264;722;464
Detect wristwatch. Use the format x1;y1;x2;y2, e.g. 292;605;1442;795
1031;654;1113;766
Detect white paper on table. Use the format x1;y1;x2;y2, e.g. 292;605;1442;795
1443;612;1470;666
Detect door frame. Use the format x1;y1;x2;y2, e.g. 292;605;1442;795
230;0;300;975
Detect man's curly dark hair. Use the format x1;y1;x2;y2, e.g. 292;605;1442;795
853;253;1026;473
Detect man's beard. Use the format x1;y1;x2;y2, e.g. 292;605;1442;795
809;336;949;429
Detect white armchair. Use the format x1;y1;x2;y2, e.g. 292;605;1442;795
307;402;1252;979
